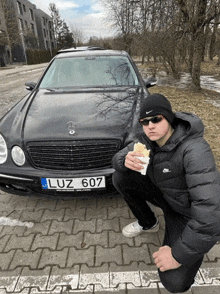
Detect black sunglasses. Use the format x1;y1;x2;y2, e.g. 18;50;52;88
139;116;163;126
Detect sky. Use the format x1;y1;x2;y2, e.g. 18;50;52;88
29;0;116;41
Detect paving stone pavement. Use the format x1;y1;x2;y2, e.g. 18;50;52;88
0;190;220;294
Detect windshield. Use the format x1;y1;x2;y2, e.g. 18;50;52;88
39;56;140;89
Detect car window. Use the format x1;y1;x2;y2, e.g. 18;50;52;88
39;56;140;89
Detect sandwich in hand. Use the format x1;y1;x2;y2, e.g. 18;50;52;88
133;142;150;175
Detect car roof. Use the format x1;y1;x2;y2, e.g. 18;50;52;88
55;49;130;59
56;46;104;54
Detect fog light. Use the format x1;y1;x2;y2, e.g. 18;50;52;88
11;146;25;166
0;134;7;164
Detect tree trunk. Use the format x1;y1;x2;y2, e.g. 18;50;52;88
209;17;219;61
217;47;220;65
202;24;209;61
141;52;146;64
7;42;13;64
209;31;216;61
188;37;194;75
191;29;205;91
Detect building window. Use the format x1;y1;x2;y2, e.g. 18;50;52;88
23;5;26;13
18;18;24;30
30;23;35;34
17;1;23;15
29;9;34;20
43;29;46;37
42;17;46;26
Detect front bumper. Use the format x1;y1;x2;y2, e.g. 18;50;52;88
0;168;116;197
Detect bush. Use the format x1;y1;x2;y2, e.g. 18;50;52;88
26;49;58;64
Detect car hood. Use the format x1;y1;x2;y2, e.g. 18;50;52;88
23;88;139;142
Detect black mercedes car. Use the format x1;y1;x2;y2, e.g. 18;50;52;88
0;48;155;197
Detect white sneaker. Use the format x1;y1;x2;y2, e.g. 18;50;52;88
122;219;159;238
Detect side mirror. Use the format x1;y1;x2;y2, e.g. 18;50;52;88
144;77;157;88
25;81;37;91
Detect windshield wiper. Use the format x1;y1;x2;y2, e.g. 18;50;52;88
45;88;55;92
45;88;69;92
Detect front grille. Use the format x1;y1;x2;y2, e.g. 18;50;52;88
26;140;121;170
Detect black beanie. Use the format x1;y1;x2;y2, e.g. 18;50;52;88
139;93;175;124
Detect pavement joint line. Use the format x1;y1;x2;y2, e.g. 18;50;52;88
0;268;220;293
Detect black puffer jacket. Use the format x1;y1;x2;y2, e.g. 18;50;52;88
112;112;220;266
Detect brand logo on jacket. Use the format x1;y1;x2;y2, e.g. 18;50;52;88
163;168;171;173
67;121;76;135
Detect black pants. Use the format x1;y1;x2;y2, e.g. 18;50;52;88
112;170;203;293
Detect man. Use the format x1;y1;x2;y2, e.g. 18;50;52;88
112;93;220;293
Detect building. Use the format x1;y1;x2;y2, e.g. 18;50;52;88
35;8;55;53
0;0;10;64
13;0;38;62
0;0;6;33
0;0;56;64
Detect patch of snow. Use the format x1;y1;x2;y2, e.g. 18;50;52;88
0;217;34;228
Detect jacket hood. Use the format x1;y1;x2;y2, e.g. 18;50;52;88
162;112;204;151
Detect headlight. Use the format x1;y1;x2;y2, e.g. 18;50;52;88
0;134;7;164
11;146;25;166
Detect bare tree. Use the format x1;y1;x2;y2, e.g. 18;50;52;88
100;0;181;68
100;0;137;53
24;29;38;50
1;0;22;63
49;3;63;44
217;34;220;65
135;0;182;76
209;15;219;60
175;0;220;90
69;23;85;46
101;0;220;90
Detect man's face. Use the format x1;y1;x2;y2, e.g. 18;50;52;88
139;115;172;146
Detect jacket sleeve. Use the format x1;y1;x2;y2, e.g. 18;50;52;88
112;142;135;172
172;139;220;266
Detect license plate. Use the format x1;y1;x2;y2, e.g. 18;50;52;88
41;176;105;191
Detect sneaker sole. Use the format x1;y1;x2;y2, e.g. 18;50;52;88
122;222;160;238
